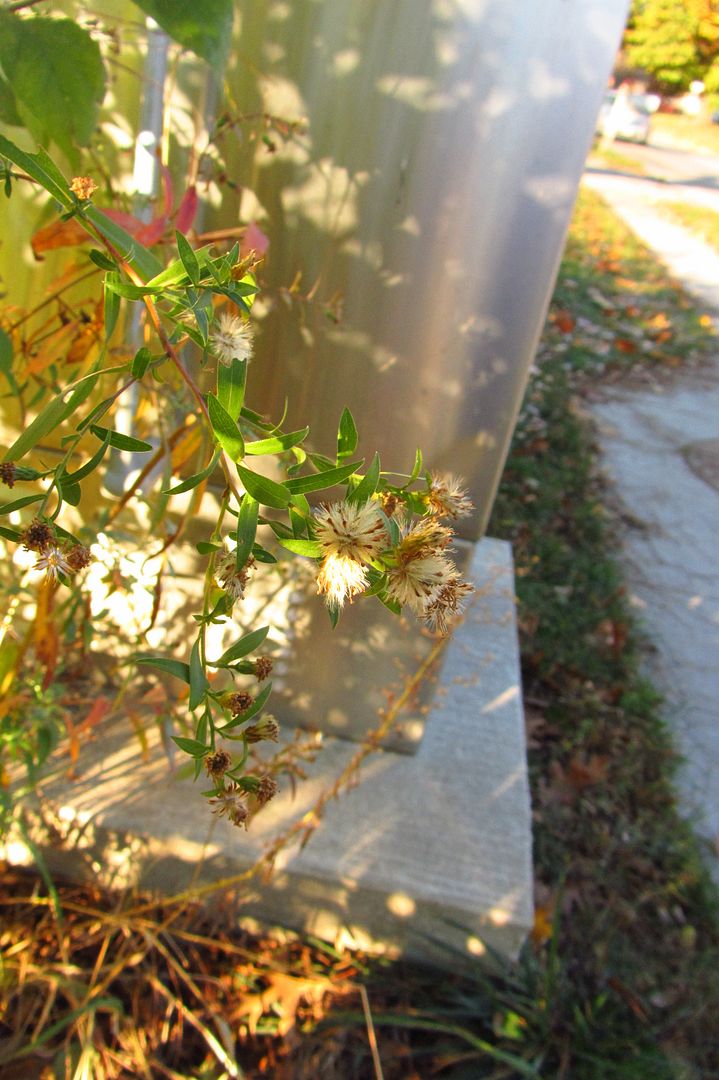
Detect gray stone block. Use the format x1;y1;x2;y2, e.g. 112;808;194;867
6;538;533;969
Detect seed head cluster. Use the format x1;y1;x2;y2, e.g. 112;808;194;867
312;480;475;633
425;472;474;520
313;500;388;609
20;520;93;582
210;311;254;365
216;551;255;604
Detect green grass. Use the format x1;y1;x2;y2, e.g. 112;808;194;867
589;142;648;176
652;112;719;156
1;188;718;1079
660;199;719;253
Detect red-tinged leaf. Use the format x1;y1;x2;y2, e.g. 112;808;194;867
32;217;88;258
174;184;198;233
614;338;636;354
31;207;166;258
241;221;269;257
135;216;167;246
80;695;111;731
553;309;575;334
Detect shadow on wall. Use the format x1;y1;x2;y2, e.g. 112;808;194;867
201;0;628;536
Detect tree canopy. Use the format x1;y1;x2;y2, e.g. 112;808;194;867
624;0;719;93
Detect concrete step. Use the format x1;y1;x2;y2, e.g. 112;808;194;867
5;537;533;970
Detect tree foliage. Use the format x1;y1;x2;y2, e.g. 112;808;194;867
625;0;719;93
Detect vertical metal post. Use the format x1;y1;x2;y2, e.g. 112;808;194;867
104;17;169;494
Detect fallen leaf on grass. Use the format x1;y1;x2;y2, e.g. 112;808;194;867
539;755;611;806
236;972;334;1037
614;338;637;354
552;309;575;334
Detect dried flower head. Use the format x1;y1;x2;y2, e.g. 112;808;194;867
395;517;453;561
225;690;254;716
70;176;98;201
420;577;475;635
254;655;273;682
210;785;249;828
426;473;474;520
379;492;399;517
255;774;279;807
22;518;54;552
211;311;254;365
204;748;233;779
0;462;16;489
65;545;93;572
244;714;280;743
313;500;388;564
34;545;72;582
216;551;254;604
316;552;369;608
384;554;454;614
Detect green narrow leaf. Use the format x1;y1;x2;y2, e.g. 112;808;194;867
144;244;214;289
251;543;276;564
278;538;323;558
207;393;245;461
176;230;200;284
135;655;191;683
406;448;423;487
219;682;272;730
0;327;18;394
348;452;381;505
189;638;208;710
308;452;336;472
85;206;163;281
89;249;116;271
57;479;81;506
3;394;69;463
103;278;159;300
327;602;341;629
131;346;152;379
172;735;208;757
164;449;220;494
104;277;121;342
337;406;358;461
196;541;221;555
0;132;72;208
245;427;309;456
216;358;247;421
0;492;44;516
63;433;110;485
0;525;21;542
212;625;269;667
236;465;291;509
234;494;259;568
0;328;12;375
90;425;153;453
285;459;363;495
163;449;221;495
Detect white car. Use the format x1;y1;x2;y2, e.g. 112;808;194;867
597;91;652;145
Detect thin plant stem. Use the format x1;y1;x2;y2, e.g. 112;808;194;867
360;983;385;1080
128;634;447;916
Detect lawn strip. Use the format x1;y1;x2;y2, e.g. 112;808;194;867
659;199;719;254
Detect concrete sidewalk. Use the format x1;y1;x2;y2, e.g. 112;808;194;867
583;167;719;873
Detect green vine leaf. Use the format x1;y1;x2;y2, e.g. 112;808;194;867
0;14;106;161
131;0;234;67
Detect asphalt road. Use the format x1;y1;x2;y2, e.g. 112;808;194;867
612;136;719;185
587;136;719;213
